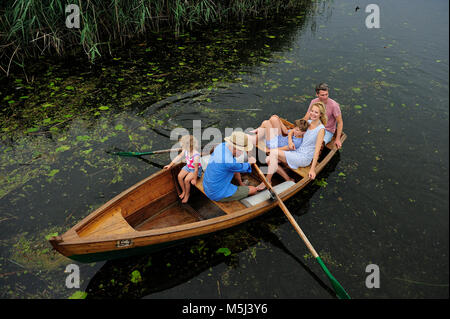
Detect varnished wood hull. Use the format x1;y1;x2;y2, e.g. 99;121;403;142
49;128;346;263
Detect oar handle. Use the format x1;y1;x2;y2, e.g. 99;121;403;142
252;163;319;258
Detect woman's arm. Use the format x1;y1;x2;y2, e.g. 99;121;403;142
334;115;343;149
308;128;325;179
287;130;295;150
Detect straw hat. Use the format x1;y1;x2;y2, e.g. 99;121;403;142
224;131;253;152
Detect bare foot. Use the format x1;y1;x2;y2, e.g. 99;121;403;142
179;192;185;199
181;194;190;203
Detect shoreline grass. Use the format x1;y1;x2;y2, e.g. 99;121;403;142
0;0;313;77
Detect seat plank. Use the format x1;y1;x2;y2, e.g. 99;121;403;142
195;175;247;213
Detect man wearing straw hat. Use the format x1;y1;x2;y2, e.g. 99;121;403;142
203;131;258;202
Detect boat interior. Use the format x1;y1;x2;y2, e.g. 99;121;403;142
126;160;303;232
75;153;308;239
75;125;340;239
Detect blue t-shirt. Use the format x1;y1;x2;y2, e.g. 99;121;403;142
203;143;252;201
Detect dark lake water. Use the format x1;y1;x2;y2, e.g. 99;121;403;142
0;0;448;299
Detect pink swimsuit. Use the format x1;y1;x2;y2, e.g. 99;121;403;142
185;150;201;169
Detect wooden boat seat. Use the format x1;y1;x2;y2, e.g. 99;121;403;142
240;181;295;207
195;154;249;213
194;175;247;213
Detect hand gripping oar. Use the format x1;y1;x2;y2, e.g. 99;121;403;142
252;163;351;299
107;147;182;157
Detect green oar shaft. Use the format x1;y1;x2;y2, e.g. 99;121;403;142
110;148;181;157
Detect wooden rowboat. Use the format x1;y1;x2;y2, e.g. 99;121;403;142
49;120;346;263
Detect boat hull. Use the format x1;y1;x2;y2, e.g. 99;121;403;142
49;128;346;263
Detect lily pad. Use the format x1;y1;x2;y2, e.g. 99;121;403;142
68;291;87;299
130;270;142;283
216;247;231;256
48;169;60;177
55;145;71;152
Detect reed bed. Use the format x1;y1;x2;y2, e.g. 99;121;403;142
0;0;309;76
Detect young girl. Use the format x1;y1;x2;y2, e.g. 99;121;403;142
164;135;202;203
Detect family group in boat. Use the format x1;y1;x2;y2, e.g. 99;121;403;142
164;82;344;204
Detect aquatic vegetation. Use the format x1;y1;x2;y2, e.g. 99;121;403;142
0;0;447;300
216;248;232;256
0;0;315;75
9;227;69;272
313;178;328;188
69;291;88;299
130;270;142;284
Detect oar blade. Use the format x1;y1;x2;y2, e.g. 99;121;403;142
316;256;351;299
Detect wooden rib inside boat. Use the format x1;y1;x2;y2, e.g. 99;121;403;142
49;119;346;263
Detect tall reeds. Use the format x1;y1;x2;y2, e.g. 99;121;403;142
0;0;311;76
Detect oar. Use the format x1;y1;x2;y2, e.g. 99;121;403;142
252;163;351;299
107;147;182;157
108;142;220;157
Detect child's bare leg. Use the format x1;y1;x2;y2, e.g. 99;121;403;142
181;173;196;203
178;169;189;198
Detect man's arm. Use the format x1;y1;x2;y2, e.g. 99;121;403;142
226;161;252;173
303;100;314;121
334;115;343;149
302;108;311;121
